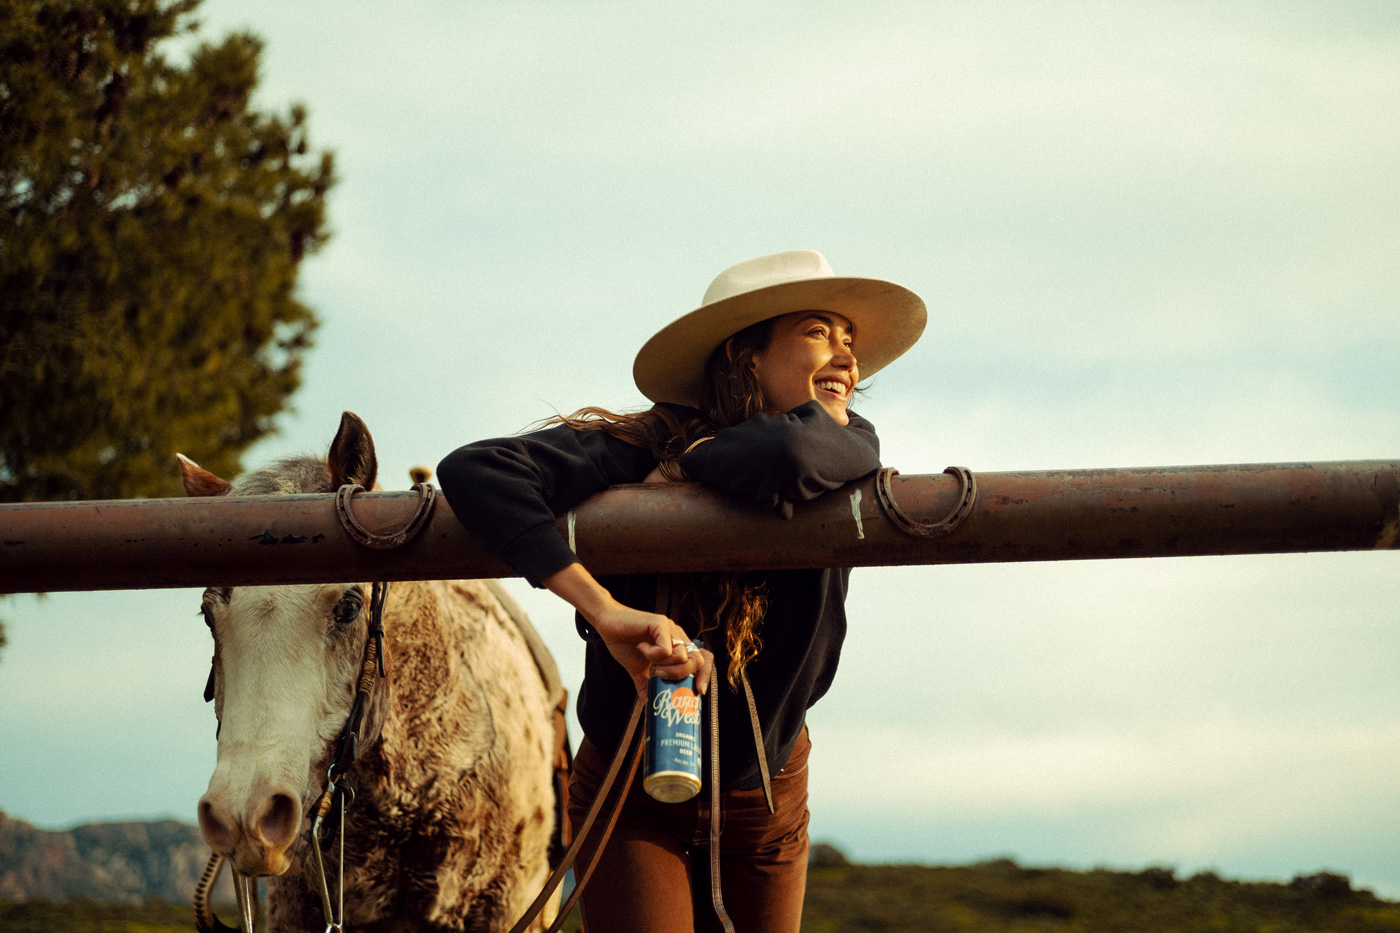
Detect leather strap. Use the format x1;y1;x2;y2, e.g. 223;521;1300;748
509;574;758;933
558;730;644;925
192;852;239;933
507;695;645;933
708;661;736;933
740;670;774;815
328;582;388;782
508;576;667;933
653;574;737;931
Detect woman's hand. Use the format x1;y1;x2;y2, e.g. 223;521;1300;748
542;562;713;697
591;602;714;697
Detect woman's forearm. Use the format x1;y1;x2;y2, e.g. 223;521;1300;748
678;400;881;516
542;561;713;694
541;562;620;625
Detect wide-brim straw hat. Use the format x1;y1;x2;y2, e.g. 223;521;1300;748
633;249;927;406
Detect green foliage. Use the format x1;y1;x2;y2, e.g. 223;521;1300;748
0;0;334;505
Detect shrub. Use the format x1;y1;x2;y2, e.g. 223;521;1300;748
1289;871;1353;899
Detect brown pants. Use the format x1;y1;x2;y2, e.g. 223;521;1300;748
567;726;812;933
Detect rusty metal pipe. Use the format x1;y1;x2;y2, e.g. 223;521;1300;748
0;461;1396;594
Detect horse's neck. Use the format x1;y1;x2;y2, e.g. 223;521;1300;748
364;581;497;785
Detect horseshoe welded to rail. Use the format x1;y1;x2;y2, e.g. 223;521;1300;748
875;466;977;537
335;482;436;549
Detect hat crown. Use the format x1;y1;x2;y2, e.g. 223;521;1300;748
701;249;835;307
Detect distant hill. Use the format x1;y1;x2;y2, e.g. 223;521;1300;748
0;811;228;905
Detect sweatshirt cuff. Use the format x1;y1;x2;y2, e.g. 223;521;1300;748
498;520;579;588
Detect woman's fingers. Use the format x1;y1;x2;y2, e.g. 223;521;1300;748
590;604;692;695
690;648;714;695
651;646;714;695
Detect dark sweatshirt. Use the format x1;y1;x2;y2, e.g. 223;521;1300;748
436;400;881;789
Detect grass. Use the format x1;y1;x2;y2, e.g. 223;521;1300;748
802;860;1400;933
0;899;211;933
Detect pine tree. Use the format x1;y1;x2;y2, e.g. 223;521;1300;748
0;0;335;505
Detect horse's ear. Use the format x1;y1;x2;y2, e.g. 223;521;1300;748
177;454;233;497
329;411;378;490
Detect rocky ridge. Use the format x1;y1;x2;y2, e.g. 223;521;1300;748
0;811;228;905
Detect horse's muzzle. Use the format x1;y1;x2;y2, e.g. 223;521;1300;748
199;787;302;876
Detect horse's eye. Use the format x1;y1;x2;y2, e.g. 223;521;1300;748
334;597;362;626
199;604;215;629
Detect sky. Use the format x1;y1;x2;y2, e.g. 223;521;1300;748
3;0;1400;897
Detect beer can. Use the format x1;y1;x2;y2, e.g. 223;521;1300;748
643;667;703;803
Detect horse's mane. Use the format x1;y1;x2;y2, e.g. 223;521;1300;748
230;456;332;496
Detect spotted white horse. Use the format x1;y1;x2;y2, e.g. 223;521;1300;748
182;412;566;933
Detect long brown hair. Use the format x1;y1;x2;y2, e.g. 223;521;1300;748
546;317;776;689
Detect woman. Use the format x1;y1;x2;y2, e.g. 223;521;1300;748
437;249;926;932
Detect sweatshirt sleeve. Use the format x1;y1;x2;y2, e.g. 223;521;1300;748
678;400;882;519
436;424;656;587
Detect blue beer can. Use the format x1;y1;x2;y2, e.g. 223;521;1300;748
643;663;703;803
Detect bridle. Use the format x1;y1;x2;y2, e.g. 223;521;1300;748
302;577;388;933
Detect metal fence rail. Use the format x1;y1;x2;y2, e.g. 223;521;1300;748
1;460;1396;594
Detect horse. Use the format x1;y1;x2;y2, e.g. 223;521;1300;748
180;411;565;932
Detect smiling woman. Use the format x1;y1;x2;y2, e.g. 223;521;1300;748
435;250;926;933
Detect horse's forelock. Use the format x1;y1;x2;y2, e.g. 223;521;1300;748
230;457;333;496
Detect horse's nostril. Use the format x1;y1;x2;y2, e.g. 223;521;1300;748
257;791;301;849
198;797;234;852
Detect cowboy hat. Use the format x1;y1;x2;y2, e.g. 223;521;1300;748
633;249;927;406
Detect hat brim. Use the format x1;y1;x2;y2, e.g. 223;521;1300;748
633;276;927;406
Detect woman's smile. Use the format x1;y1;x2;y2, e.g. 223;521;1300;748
751;311;859;425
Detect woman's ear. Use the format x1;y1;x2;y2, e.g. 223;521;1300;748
735;336;764;374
